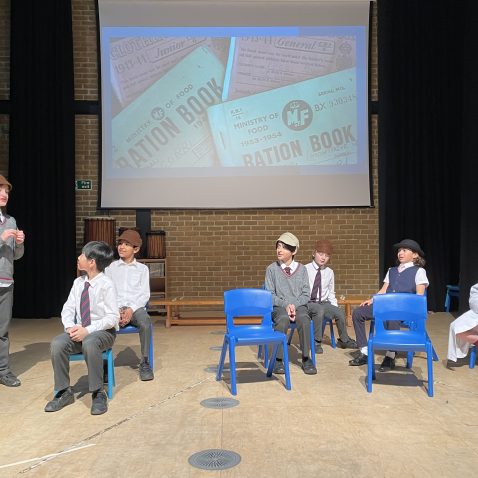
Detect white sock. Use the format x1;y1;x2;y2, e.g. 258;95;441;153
360;346;368;355
385;351;396;359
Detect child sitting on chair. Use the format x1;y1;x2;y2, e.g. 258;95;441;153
348;239;428;370
105;229;153;381
45;241;119;415
447;283;478;363
305;239;357;354
265;232;316;375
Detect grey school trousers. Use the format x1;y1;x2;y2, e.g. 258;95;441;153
272;305;311;360
307;301;351;343
124;307;152;359
0;285;14;376
50;329;116;392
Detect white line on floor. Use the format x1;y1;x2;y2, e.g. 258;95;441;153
0;443;96;470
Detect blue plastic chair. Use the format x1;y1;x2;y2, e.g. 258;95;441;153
68;348;115;399
216;288;292;395
470;345;477;369
367;293;434;397
445;284;460;312
117;322;154;370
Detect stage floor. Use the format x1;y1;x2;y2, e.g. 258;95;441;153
1;312;477;477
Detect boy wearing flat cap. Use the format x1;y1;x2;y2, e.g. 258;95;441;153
0;175;25;387
105;229;154;381
349;238;428;369
306;239;357;354
265;232;317;375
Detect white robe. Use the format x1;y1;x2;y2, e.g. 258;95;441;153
447;283;478;361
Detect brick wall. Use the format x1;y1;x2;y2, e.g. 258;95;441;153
2;0;381;299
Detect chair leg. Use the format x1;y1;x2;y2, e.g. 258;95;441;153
228;340;237;395
470;345;476;369
444;291;450;312
107;350;115;399
432;346;439;362
328;318;336;348
426;344;434;397
266;343;279;377
216;337;228;381
406;351;414;368
367;342;373;392
281;338;292;391
309;320;316;367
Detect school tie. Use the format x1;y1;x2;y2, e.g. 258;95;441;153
310;268;322;302
284;266;292;276
80;282;91;327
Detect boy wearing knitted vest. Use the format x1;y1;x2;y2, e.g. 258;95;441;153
265;232;317;375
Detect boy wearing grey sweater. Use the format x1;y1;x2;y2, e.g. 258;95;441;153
0;175;25;387
265;232;316;375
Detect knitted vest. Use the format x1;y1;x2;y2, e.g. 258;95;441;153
386;266;419;293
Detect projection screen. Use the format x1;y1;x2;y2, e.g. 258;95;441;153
98;0;372;208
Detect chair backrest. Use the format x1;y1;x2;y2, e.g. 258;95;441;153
372;293;427;334
224;288;273;331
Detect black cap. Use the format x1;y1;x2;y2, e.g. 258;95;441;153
393;239;425;257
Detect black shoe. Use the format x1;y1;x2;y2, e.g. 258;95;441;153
45;387;75;412
273;360;285;374
0;371;21;387
139;359;154;381
91;389;108;415
302;358;317;375
349;352;368;366
379;356;396;372
337;338;358;349
315;342;324;354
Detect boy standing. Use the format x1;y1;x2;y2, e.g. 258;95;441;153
105;229;153;381
305;239;357;354
45;241;119;415
0;175;25;387
265;232;317;375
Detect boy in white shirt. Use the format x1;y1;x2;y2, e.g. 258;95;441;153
105;229;154;381
45;241;118;415
306;239;357;354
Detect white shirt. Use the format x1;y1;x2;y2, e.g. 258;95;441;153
305;262;338;306
383;262;429;286
61;273;119;333
105;258;150;312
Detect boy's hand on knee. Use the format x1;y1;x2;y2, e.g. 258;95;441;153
69;325;89;342
287;304;296;322
119;307;133;326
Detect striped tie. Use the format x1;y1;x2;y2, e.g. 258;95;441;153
80;282;91;327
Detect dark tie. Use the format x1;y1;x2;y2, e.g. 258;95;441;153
310;268;322;302
284;267;292;276
80;282;91;327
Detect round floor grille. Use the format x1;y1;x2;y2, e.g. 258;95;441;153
200;397;239;409
209;345;223;351
188;449;241;470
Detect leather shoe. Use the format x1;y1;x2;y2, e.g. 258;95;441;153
45;387;75;412
379;356;395;372
139;359;154;381
314;342;324;354
0;371;21;387
91;389;108;415
302;358;317;375
273;360;285;374
337;338;358;349
349;352;368;366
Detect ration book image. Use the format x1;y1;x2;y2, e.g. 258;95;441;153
112;46;225;169
207;68;358;168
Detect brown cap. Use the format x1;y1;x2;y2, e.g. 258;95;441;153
0;175;12;191
314;239;333;255
118;229;142;248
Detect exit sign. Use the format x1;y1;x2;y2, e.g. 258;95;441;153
76;180;92;190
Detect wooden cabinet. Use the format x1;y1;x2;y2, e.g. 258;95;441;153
138;258;167;309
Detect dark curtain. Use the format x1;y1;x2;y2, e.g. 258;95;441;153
378;0;477;311
8;1;76;317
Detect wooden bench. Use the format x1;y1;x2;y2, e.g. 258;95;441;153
149;296;368;328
